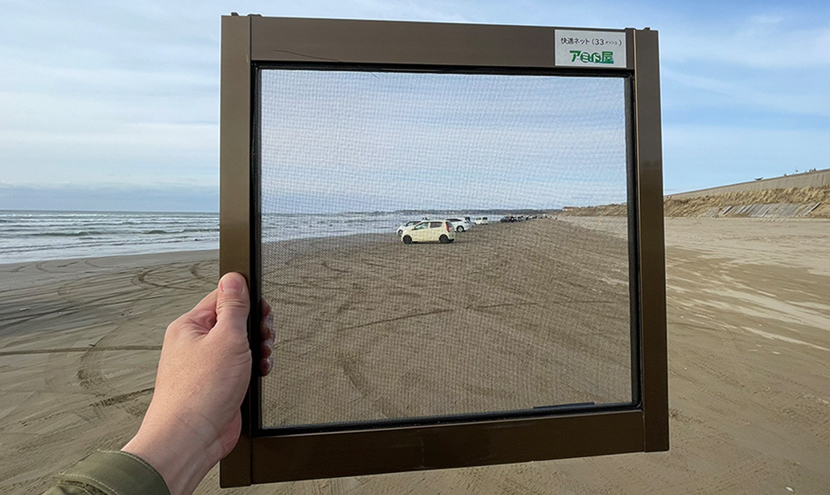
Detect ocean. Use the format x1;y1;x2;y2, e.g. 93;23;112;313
0;210;502;264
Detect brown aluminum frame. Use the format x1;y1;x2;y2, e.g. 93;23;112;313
219;15;667;487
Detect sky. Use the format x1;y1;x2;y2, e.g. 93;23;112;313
0;0;828;212
260;70;627;212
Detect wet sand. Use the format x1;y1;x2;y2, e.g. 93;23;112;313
1;218;829;494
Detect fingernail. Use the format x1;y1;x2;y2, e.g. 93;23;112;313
220;273;245;293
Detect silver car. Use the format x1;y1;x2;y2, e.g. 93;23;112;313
446;217;473;232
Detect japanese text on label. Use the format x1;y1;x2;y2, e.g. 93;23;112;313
554;30;627;68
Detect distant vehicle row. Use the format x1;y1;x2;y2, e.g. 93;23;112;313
395;214;538;244
500;214;539;222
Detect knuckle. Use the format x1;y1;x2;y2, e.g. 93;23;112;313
218;297;250;312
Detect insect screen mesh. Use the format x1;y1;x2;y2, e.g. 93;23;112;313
257;69;633;429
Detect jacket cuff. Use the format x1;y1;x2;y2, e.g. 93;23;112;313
57;450;170;495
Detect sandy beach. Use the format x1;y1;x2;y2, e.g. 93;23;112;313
260;219;631;428
2;217;829;494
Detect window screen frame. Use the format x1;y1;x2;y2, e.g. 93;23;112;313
219;15;667;487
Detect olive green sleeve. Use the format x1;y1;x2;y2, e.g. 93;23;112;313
44;451;170;495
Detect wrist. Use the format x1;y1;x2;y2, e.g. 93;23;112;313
122;415;223;495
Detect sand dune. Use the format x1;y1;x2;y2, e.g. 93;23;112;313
562;185;830;218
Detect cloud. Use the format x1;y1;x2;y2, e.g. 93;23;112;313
257;69;628;212
2;0;830;212
661;67;830;118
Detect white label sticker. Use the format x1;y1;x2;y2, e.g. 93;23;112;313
555;29;627;68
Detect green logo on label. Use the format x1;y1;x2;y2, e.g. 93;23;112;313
570;50;614;64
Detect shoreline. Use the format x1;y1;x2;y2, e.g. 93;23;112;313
0;247;220;270
0;231;402;269
9;214;828;268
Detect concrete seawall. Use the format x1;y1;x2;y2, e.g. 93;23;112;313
668;168;830;199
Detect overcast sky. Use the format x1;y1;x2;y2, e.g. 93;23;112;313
1;0;828;212
260;70;628;212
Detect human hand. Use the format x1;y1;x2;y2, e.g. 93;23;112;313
122;272;274;495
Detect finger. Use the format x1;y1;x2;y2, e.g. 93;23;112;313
192;288;220;314
172;290;218;331
260;355;274;377
260;340;272;359
260;310;274;343
258;298;274;378
215;272;250;332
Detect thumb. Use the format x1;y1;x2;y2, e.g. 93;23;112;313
216;272;251;330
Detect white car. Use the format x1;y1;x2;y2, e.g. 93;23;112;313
474;216;489;225
396;220;421;236
400;220;457;244
446;217;473;232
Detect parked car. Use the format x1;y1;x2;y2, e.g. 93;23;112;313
401;220;456;244
446;217;473;232
474;217;489;225
396;220;421;236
